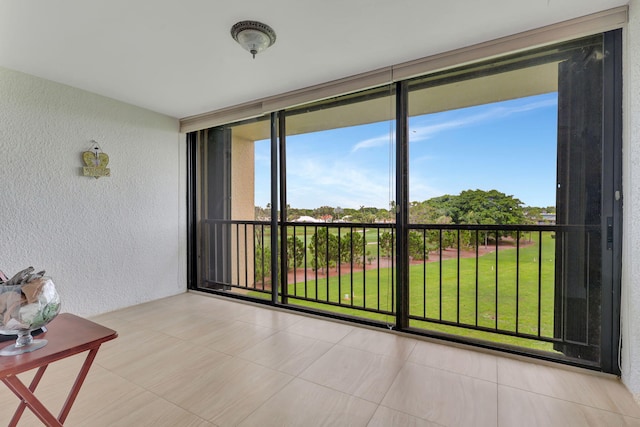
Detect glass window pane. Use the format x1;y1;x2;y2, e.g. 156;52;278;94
282;86;397;321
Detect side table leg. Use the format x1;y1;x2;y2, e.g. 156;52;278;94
58;346;100;423
2;374;62;427
8;365;48;427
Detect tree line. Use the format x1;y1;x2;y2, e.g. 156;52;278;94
255;204;392;223
253;189;556;278
256;189;554;225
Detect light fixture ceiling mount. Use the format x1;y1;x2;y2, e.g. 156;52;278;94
230;20;276;59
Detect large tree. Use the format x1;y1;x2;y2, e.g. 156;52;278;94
420;189;526;226
455;189;526;225
410;189;527;248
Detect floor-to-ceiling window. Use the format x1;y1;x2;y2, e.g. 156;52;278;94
188;30;622;373
278;87;397;323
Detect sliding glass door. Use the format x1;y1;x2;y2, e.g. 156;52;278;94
403;33;621;370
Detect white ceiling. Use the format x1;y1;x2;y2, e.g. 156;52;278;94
0;0;629;119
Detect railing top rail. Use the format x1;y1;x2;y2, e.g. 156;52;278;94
202;218;599;232
285;221;395;229
203;219;395;228
408;223;599;232
203;219;271;226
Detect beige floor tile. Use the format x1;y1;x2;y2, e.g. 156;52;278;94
498;385;640;427
67;367;147;421
143;293;232;317
237;378;378;427
408;340;498;382
75;390;215;427
107;298;172;322
196;320;277;355
110;293;253;324
285;316;355;343
149;356;292;425
96;327;187;373
382;361;498;426
235;307;304;330
88;313;143;332
338;327;417;360
110;302;223;334
66;368;152;425
368;406;442;426
191;299;265;322
237;330;333;375
150;310;228;335
107;340;229;390
156;292;225;311
88;311;124;325
497;357;640;417
158;316;238;342
300;344;404;403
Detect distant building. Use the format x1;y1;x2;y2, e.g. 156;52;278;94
294;215;322;223
540;212;556;225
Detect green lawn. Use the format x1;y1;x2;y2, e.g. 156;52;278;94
278;232;558;352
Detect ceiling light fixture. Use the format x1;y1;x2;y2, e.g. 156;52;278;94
230;20;276;59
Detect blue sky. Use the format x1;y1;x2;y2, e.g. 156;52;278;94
255;92;558;209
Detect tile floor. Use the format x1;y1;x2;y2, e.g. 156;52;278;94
1;292;639;426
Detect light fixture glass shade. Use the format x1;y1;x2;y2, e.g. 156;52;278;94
231;21;276;58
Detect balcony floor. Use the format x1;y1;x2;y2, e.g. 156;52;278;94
1;292;639;426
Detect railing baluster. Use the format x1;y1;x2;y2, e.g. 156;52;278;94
292;226;297;297
391;228;395;313
585;231;591;345
253;225;257;289
212;223;218;282
537;230;543;337
457;229;461;324
316;225;320;299
475;229;479;327
303;225;308;298
377;228;381;312
325;224;330;303
516;230;520;334
337;226;342;304
423;228;427;320
235;224;240;287
349;226;354;307
362;226;367;309
243;224;248;288
439;229;443;321
495;229;499;330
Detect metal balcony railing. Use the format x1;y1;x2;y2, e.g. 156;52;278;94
200;219;600;356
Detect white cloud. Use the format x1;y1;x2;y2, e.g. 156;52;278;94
353;96;557;149
286;156;394;208
351;134;395;152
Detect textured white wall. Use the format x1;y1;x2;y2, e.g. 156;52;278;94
0;67;186;317
622;0;640;402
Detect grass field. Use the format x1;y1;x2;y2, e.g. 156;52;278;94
272;232;559;352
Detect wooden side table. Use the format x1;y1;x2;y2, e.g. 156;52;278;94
0;313;117;426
